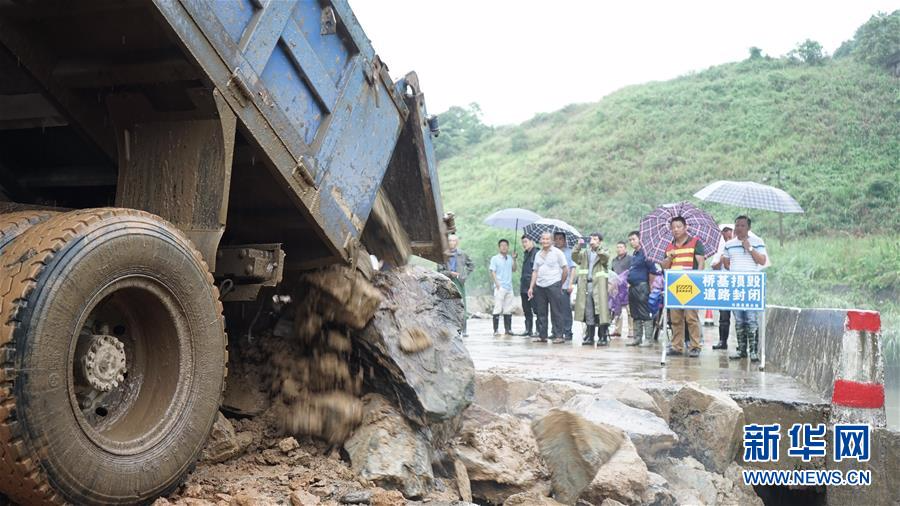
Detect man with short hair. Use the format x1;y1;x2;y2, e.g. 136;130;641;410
553;231;576;341
518;235;538;337
490;239;517;337
528;232;569;343
439;234;475;336
626;231;659;346
724;216;767;362
711;226;734;350
610;241;632;338
660;217;705;357
572;233;611;346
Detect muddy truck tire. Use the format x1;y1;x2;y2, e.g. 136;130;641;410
0;208;227;505
0;210;57;252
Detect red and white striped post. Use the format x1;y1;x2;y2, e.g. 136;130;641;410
830;310;885;427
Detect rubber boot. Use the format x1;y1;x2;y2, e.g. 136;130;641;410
503;315;513;336
584;325;595;345
492;315;500;336
598;324;610;346
730;328;748;359
640;320;654;347
749;330;760;362
627;321;642;346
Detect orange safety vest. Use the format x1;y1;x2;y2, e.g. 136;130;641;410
666;236;700;270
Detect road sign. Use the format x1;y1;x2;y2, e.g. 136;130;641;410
664;271;766;311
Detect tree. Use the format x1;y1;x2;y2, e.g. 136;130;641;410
833;39;855;59
788;39;826;65
434;103;493;161
748;46;764;60
852;10;900;69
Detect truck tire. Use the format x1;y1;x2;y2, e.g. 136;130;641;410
0;208;227;505
0;210;57;251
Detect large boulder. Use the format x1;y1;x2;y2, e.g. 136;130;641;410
668;384;744;474
531;409;624;505
580;436;649;506
595;381;663;418
563;395;677;462
454;405;549;504
475;374;594;420
344;394;434;498
354;266;475;442
654;457;762;506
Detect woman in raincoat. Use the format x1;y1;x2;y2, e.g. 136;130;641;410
572;232;612;346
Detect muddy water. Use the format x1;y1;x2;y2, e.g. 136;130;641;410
465;316;826;404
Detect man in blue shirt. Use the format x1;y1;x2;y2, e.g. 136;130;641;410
626;230;660;346
489;239;517;336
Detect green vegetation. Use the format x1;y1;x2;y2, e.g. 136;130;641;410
433;15;899;356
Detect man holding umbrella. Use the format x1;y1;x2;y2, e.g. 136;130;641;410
723;216;767;362
660;217;705;357
528;232;569;343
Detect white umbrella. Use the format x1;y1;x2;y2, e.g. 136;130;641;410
694;180;804;213
484;208;542;253
483;208;542;230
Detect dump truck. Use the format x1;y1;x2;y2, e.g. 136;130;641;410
0;1;446;504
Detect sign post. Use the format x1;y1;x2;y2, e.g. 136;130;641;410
663;271;767;369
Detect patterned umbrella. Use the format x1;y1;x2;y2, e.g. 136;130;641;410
522;218;581;248
694;180;804;213
639;202;720;263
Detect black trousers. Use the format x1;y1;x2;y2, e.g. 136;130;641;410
520;290;534;333
533;282;565;339
719;310;731;343
628;282;651;321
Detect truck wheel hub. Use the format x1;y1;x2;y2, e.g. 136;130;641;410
82;334;127;392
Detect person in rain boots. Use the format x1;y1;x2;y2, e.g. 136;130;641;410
626;231;660;347
723;216;767;361
489;239;517;336
439;234;475;336
572;232;611;346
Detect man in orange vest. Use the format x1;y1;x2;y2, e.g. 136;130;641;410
660;216;705;357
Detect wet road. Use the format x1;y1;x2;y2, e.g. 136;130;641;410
465;316;827;405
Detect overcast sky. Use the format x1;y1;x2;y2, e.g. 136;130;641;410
349;1;897;125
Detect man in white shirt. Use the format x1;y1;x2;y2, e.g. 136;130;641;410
528;232;569;343
723;216;767;362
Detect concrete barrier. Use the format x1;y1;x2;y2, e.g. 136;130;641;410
765;306;893;504
765;306;885;426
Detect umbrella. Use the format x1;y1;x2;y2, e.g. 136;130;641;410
694;180;803;213
639;202;720;263
695;180;802;246
522;218;581;248
483;208;542;230
484;208;542;253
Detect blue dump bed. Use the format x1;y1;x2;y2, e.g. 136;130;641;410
153;0;445;263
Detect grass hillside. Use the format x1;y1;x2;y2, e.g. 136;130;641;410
438;57;899;300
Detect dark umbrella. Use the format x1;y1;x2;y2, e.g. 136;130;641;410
639;202;720;263
522;218;581;248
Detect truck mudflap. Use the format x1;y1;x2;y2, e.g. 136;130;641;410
152;0;440;264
